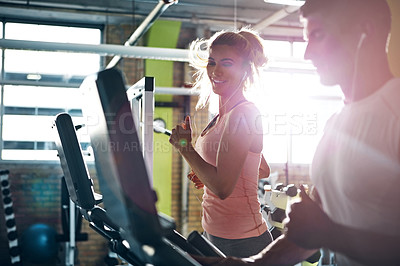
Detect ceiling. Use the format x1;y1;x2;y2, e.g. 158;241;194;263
0;0;305;40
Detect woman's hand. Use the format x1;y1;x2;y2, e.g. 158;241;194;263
169;116;193;153
188;170;204;189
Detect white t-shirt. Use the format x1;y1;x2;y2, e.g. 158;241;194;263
311;78;400;266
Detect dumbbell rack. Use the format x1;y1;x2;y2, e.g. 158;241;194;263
0;170;21;265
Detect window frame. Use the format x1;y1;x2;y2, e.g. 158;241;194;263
0;19;103;164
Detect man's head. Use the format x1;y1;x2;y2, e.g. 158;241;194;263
300;0;391;29
300;0;391;90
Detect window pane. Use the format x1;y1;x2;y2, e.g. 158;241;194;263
256;72;297;163
252;70;343;164
3;115;61;141
263;40;291;58
292;73;343;98
4;50;100;76
263;113;290;164
2;114;89;141
2;149;59;161
4;85;84;108
291;99;343;164
293;41;307;59
5;23;101;44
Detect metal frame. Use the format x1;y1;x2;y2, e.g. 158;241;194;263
106;0;179;69
126;77;155;184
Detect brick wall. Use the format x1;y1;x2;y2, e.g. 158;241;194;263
104;24;145;84
0;163;108;266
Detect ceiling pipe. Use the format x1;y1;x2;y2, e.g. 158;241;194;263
253;5;300;31
0;38;313;68
106;0;178;69
0;39;189;62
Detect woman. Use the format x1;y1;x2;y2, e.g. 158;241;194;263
169;27;272;257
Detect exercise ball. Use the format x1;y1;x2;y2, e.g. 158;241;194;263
20;223;58;263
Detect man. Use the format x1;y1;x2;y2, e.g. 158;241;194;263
195;0;400;265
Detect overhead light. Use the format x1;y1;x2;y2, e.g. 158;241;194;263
264;0;305;6
26;74;42;80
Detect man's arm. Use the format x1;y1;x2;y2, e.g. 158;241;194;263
285;186;400;266
193;235;317;266
250;235;318;266
322;222;400;266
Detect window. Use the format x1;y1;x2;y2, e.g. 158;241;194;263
0;22;101;161
227;40;343;164
260;40;343;164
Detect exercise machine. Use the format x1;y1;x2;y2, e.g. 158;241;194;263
53;68;224;265
261;183;321;266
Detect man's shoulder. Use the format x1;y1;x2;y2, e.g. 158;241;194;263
380;78;400;117
382;77;400;92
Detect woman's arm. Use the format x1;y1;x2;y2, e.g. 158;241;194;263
259;154;270;179
170;106;259;199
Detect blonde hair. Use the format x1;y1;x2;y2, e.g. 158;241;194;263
189;27;268;110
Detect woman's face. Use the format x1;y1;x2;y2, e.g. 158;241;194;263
207;44;247;97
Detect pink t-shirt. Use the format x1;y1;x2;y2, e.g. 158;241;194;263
195;103;268;239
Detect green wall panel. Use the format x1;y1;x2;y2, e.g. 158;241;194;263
145;20;181;215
